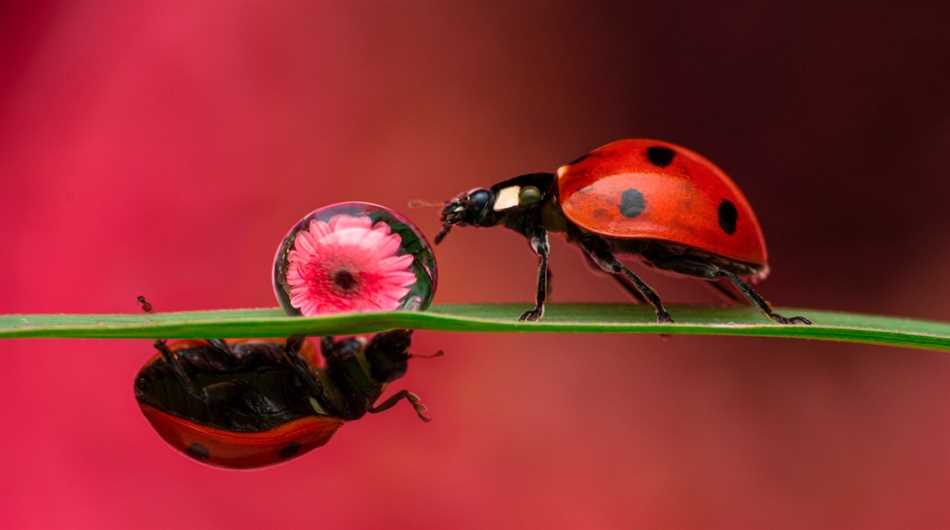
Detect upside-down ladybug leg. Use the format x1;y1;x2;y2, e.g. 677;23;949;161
519;227;550;321
369;390;431;422
578;236;673;323
321;336;378;420
282;336;330;399
718;270;812;325
153;340;201;398
206;339;231;354
141;297;200;396
198;339;242;370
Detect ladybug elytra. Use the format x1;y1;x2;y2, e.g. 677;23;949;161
134;330;438;469
436;138;810;325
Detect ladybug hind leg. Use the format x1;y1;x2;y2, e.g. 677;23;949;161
718;270;812;325
582;251;649;304
577;235;673;323
705;278;743;304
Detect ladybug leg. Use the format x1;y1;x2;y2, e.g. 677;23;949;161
705;279;743;304
199;339;241;370
322;336;378;420
519;228;550;322
718;270;812;325
615;277;649;304
206;338;231;355
153;340;201;398
578;236;673;323
282;336;330;400
582;252;647;303
369;390;431;422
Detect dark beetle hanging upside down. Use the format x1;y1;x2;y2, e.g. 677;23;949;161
134;330;440;469
435;138;811;325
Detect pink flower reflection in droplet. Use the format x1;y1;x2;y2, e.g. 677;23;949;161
285;214;417;315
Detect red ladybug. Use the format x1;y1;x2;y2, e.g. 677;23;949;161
134;330;438;469
435;138;810;325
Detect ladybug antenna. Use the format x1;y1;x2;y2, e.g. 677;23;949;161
409;349;445;360
137;295;153;313
408;199;444;208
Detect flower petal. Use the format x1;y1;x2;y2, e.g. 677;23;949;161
294;230;317;255
307;220;333;241
370;220;392;235
329;214;373;232
379;271;417;287
370;233;403;260
329;227;380;251
375;254;414;272
279;211;429;315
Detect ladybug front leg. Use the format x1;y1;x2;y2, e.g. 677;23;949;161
369;390;431;422
718;270;812;325
519;227;550;322
577;235;673;323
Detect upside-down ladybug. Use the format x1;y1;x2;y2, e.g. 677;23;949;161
435;138;810;325
134;330;439;469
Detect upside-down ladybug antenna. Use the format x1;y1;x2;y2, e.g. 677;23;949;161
137;296;176;369
409;349;445;360
137;295;153;313
137;294;170;362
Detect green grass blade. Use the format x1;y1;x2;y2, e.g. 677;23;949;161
0;304;948;351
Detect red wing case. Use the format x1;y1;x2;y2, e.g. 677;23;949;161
139;404;343;469
557;138;768;268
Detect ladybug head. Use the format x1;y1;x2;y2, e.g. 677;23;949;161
435;188;496;243
364;329;443;383
364;329;413;383
435;173;555;244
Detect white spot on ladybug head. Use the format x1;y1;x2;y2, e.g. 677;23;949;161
556;165;568;177
493;186;521;211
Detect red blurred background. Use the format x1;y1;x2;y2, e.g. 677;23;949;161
3;2;950;529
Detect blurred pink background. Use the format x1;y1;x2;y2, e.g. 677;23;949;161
3;2;950;529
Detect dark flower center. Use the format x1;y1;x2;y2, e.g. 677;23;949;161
331;269;359;293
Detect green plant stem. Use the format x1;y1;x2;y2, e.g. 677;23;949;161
1;304;948;352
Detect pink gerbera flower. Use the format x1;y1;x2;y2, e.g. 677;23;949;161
285;214;417;315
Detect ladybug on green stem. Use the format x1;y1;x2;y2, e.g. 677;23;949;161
134;298;440;468
435;138;811;325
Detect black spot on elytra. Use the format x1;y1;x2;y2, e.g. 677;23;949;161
186;442;210;461
619;189;646;218
279;442;302;459
718;200;738;235
646;146;675;167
